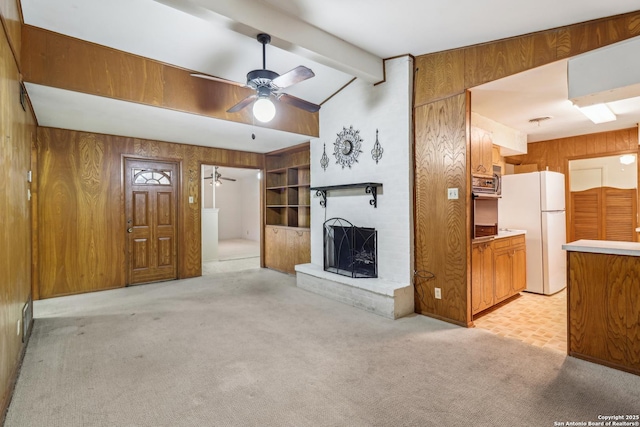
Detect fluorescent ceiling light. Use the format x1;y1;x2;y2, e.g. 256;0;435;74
574;103;617;124
619;154;635;165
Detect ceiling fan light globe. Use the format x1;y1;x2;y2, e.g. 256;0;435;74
253;98;276;123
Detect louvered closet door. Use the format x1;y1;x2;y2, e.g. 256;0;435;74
570;187;636;242
570;188;601;241
603;187;636;242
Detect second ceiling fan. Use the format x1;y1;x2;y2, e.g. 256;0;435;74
192;33;320;122
204;167;236;186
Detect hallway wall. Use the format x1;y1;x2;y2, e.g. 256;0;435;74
0;6;37;418
35;127;263;299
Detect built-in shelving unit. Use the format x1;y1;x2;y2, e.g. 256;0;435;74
263;143;312;275
265;145;311;228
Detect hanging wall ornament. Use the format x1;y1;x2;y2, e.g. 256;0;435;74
371;129;383;164
334;126;363;169
320;143;329;171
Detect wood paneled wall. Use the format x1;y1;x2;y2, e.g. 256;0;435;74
413;10;640;326
0;6;35;419
36;127;263;299
0;0;21;64
505;128;638;174
414;93;471;326
415;11;640;107
506;128;639;241
21;25;319;138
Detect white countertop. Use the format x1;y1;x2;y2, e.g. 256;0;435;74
496;229;526;239
472;229;525;244
563;239;640;257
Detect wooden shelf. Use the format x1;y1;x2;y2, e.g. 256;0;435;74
265;144;311;228
264;144;311;272
310;182;383;208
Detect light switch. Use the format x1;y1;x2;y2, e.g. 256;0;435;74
189;196;194;204
447;188;458;200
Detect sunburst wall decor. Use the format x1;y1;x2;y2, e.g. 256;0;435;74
334;126;363;169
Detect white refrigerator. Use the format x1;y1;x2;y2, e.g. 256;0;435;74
498;171;567;295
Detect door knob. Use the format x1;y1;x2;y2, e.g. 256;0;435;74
127;228;133;233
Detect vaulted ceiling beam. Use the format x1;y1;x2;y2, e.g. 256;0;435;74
154;0;384;83
20;25;319;137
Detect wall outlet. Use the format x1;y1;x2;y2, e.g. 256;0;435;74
189;196;194;204
434;288;442;299
16;319;21;336
447;188;458;200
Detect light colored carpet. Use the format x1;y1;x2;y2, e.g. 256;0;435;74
217;239;260;261
202;257;260;275
5;269;640;427
202;238;260;275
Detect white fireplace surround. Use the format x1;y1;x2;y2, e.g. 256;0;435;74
295;56;415;319
295;264;413;319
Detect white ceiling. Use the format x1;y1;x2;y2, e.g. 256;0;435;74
471;57;640;144
21;0;640;152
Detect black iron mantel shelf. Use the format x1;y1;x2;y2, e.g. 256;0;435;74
310;183;383;208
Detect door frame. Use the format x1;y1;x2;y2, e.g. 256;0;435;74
197;160;265;270
564;149;638;244
122;155;182;286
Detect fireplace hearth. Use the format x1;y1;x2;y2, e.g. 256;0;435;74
323;218;377;278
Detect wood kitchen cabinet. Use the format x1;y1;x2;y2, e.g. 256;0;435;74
471;126;493;177
472;234;526;316
493;235;526;303
472;241;494;315
265;225;310;274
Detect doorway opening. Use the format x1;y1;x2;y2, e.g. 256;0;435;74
201;165;261;274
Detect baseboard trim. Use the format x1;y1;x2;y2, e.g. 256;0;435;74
0;318;34;425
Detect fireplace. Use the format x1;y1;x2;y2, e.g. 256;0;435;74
323;218;377;278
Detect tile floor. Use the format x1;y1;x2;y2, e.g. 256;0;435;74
473;289;567;353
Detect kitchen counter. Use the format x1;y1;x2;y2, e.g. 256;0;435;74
496;229;526;239
472;229;525;244
562;239;640;257
564;241;640;375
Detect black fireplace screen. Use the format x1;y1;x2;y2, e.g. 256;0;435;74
323;218;377;278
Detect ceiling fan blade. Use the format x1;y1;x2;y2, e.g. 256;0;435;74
220;177;237;182
272;66;315;89
227;94;258;113
277;93;320;113
191;73;248;88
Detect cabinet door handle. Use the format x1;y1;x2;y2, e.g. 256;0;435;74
296;231;304;236
272;228;278;234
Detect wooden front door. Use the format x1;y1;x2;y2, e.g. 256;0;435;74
124;159;179;285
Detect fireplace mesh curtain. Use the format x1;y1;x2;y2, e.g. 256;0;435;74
323;218;377;278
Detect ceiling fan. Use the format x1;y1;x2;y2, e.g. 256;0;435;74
203;167;236;186
191;33;320;122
